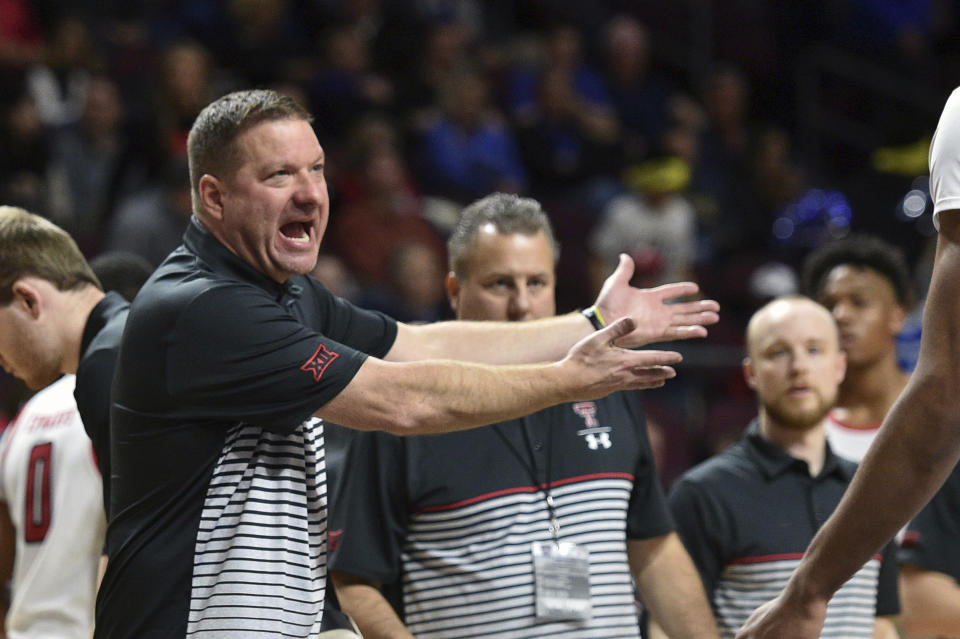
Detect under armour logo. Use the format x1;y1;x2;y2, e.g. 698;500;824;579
584;432;612;450
300;344;340;382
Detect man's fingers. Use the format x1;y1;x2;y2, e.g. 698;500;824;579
598;316;637;342
671;299;721;316
611;253;635;287
629;349;683;367
650;281;700;300
671;309;720;328
627;365;677;390
631;365;677;379
664;326;709;341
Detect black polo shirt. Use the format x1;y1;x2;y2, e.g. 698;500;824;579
95;217;397;639
900;461;960;581
669;422;899;639
329;391;672;638
75;290;128;516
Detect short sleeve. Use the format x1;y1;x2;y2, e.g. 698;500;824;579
328;431;409;585
899;463;960;581
165;283;370;433
875;540;900;616
929;88;960;228
622;393;674;540
300;277;397;358
668;477;724;596
74;346;113;475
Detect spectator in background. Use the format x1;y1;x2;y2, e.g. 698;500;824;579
376;240;449;323
802;234;913;463
599;15;674;165
214;0;312;88
506;23;611;124
589;156;697;292
415;68;527;202
104;154;192;266
49;75;151;253
0;91;51;218
513;64;620;202
0;0;44;71
392;17;472;131
330;192;719;639
89;251;155;303
151;40;215;158
689;65;756;259
308;23;393;145
326;143;444;288
667;296;899;639
25;17;94;128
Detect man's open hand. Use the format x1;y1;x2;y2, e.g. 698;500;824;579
560;317;684;398
595;254;720;348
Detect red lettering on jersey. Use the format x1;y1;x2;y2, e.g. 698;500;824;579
573;401;599;427
301;344;340;382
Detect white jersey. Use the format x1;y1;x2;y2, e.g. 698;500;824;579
824;412;880;463
0;375;105;639
930;86;960;229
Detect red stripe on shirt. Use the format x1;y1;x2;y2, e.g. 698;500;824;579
418;472;635;513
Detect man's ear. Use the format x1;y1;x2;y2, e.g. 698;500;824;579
10;280;42;319
889;304;907;335
742;356;757;391
198;174;226;221
445;272;461;314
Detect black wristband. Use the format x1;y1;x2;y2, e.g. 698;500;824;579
581;305;606;331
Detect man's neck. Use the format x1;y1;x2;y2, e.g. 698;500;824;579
835;352;909;426
60;287;106;375
758;415;827;477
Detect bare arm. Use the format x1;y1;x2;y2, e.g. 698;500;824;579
386;255;718;363
899;565;960;637
631;534;720;639
872;617;899;639
320;318;682;434
736;214;960;638
331;572;413;639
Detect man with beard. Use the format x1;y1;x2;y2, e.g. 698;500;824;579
801;234;913;463
667;297;899;638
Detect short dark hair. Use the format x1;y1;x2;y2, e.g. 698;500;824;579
187;89;312;215
0;206;100;305
447;193;560;278
89;251;155;302
802;234;913;306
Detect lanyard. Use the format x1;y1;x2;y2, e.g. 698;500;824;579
493;418;560;544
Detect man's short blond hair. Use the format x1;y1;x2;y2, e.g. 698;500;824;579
0;206;100;305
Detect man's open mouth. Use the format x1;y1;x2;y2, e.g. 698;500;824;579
280;222;311;242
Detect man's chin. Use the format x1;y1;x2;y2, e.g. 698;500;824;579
766;401;831;431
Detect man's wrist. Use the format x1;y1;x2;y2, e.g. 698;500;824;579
581;305;607;331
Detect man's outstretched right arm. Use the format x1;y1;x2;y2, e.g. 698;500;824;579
318;317;682;435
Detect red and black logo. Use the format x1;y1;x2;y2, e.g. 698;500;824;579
328;529;342;551
301;344;340;382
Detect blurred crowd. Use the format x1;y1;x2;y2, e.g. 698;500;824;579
2;0;958;483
